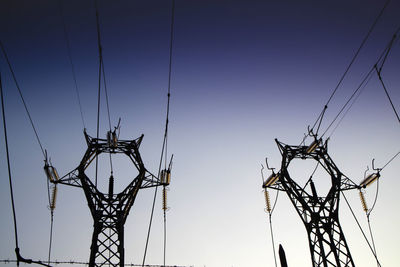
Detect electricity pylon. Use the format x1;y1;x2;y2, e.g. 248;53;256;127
263;138;358;267
45;130;169;267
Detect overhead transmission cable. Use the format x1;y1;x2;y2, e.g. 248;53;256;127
309;0;391;136
1;70;51;267
163;1;175;265
93;0;114;187
374;29;400;125
1;41;53;267
321;30;399;138
341;192;381;267
43;1;83;263
322;67;375;138
381;151;400;170
0;72;20;266
142;1;175;266
93;2;115;261
0;260;190;267
328;73;374;137
94;0;102;187
0;41;46;159
58;0;86;129
261;164;279;267
367;181;380;267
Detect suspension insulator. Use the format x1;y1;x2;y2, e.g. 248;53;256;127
107;131;112;146
359;190;368;213
359;172;380;188
50;185;58;211
162;186;168;211
265;189;271;213
108;175;114;198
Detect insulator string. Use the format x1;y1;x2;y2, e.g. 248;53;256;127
359;190;368;212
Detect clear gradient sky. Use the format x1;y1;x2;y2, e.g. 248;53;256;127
0;1;399;267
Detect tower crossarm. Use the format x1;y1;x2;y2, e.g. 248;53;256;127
55;168;82;188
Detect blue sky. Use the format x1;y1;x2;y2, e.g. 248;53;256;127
1;1;399;267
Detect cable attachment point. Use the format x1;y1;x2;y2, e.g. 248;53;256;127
160;154;173;186
15;248;32;265
359;159;381;188
106;119;122;149
44;151;59;183
305;128;322;154
263;158;280;188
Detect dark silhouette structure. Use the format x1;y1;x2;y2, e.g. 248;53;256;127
46;131;167;267
263;138;358;267
279;244;288;267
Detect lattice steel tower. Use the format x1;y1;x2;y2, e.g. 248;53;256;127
263;138;358;267
45;130;169;267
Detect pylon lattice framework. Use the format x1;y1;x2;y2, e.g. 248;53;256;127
264;139;358;267
52;131;165;267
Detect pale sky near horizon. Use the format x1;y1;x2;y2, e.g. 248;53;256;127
1;1;399;267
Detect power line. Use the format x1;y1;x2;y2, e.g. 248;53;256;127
1;70;20;265
0;41;46;159
142;1;176;266
381;150;400;170
94;0;102;187
321;30;398;138
1;71;51;267
374;29;400;125
321;67;375;138
58;0;86;129
375;66;400;124
366;181;380;267
341;192;381;267
0;260;192;267
268;214;278;267
1;40;53;267
310;0;391;135
328;72;374;138
164;1;175;266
